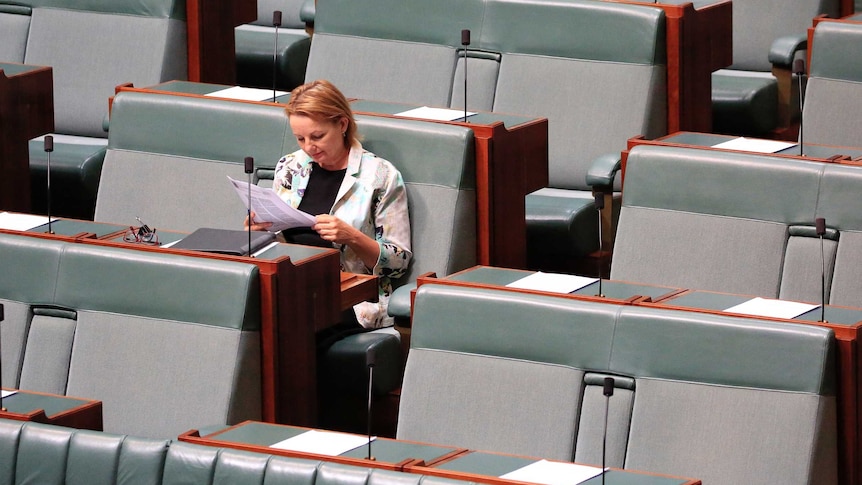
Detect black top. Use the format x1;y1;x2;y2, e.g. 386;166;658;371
282;162;347;248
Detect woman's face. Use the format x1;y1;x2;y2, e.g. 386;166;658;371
289;114;350;170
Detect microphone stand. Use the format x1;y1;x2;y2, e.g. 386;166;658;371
602;377;615;485
0;303;5;411
366;348;376;461
816;217;827;322
594;193;605;297
461;29;470;123
245;157;254;257
44;136;54;234
794;59;806;157
272;10;282;102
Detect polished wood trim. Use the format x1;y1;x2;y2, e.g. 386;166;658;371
0;389;102;431
185;0;257;84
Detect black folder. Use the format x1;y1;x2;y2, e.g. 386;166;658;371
171;228;277;256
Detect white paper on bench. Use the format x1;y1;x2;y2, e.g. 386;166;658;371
270;429;375;455
500;459;604;485
711;137;797;153
724;297;819;319
506;272;598;294
206;86;288;102
0;390;18;398
395;106;477;121
0;212;53;231
228;176;316;231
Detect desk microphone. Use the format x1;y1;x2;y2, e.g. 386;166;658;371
365;347;376;461
794;59;806;157
816;217;827;322
601;377;615;485
461;29;470;123
272;10;283;102
44;135;54;234
245;156;254;257
594;192;605;297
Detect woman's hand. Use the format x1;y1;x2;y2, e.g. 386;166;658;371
243;211;273;232
314;214;380;269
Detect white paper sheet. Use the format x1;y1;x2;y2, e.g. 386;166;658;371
711;137;797;153
228;176;317;232
1;390;18;398
0;212;53;231
395;106;476;121
724;297;819;319
270;429;374;455
205;86;287;102
500;459;604;485
506;272;598;294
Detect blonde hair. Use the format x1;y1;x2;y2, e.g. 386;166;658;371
286;79;358;148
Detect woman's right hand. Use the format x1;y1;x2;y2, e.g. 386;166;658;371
243;211;273;232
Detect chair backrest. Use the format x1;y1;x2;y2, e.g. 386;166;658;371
0;232;262;439
803;20;862;147
0;5;30;62
21;0;187;137
727;0;838;71
400;283;837;484
252;0;307;28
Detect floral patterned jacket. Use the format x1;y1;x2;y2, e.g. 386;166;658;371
273;143;412;328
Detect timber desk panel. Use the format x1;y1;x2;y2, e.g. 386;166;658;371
415;266;861;484
0;63;53;213
185;0;257;84
179;421;701;485
114;81;549;269
0;389;102;432
0;217;378;428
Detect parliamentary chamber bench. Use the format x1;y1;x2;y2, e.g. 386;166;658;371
0;232;262;439
398;283;838;485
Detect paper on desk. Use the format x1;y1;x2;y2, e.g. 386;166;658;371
724;297;819;319
506;272;598;294
500;459;604;485
270;429;374;455
0;212;54;231
711;137;797;153
1;390;18;398
228;176;316;232
395;106;476;121
206;86;287;102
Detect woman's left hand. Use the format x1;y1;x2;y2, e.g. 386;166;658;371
313;214;358;245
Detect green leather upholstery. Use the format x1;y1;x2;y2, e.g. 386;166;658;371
400;283;837;484
0;232;262;439
0;418;479;485
803;21;862;148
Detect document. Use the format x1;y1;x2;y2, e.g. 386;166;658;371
724;297;819;319
270;429;374;455
206;86;288;102
228;177;317;232
500;459;604;485
395;106;476;121
0;390;17;398
0;212;53;231
711;137;797;154
506;272;598;294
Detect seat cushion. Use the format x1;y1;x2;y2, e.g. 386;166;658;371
28;135;108;219
235;25;310;91
711;69;779;135
525;187;608;259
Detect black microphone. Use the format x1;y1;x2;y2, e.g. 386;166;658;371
461;29;470;123
602;377;615;485
44;136;54;234
816;217;827;322
594;192;605;297
365;347;376;461
272;10;283;102
245;156;254;257
794;59;806;157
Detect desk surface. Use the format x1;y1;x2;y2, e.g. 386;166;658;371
0;389;102;431
658;132;862;159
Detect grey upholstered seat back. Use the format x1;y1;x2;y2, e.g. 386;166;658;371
0;5;30;62
483;0;667;191
23;3;187;137
252;0;307;28
803;21;862;147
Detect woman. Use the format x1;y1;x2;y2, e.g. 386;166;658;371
245;79;412;329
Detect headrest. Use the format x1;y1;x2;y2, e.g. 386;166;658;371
810;21;862;83
23;0;185;19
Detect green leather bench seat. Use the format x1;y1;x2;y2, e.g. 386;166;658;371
399;283;837;484
0;0;189;219
0;232;262;439
711;70;779;135
0;418;475;485
235;0;313;92
614;144;862;307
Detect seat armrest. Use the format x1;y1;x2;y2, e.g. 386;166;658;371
388;283;415;320
768;35;807;68
585;153;622;188
300;0;315;25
